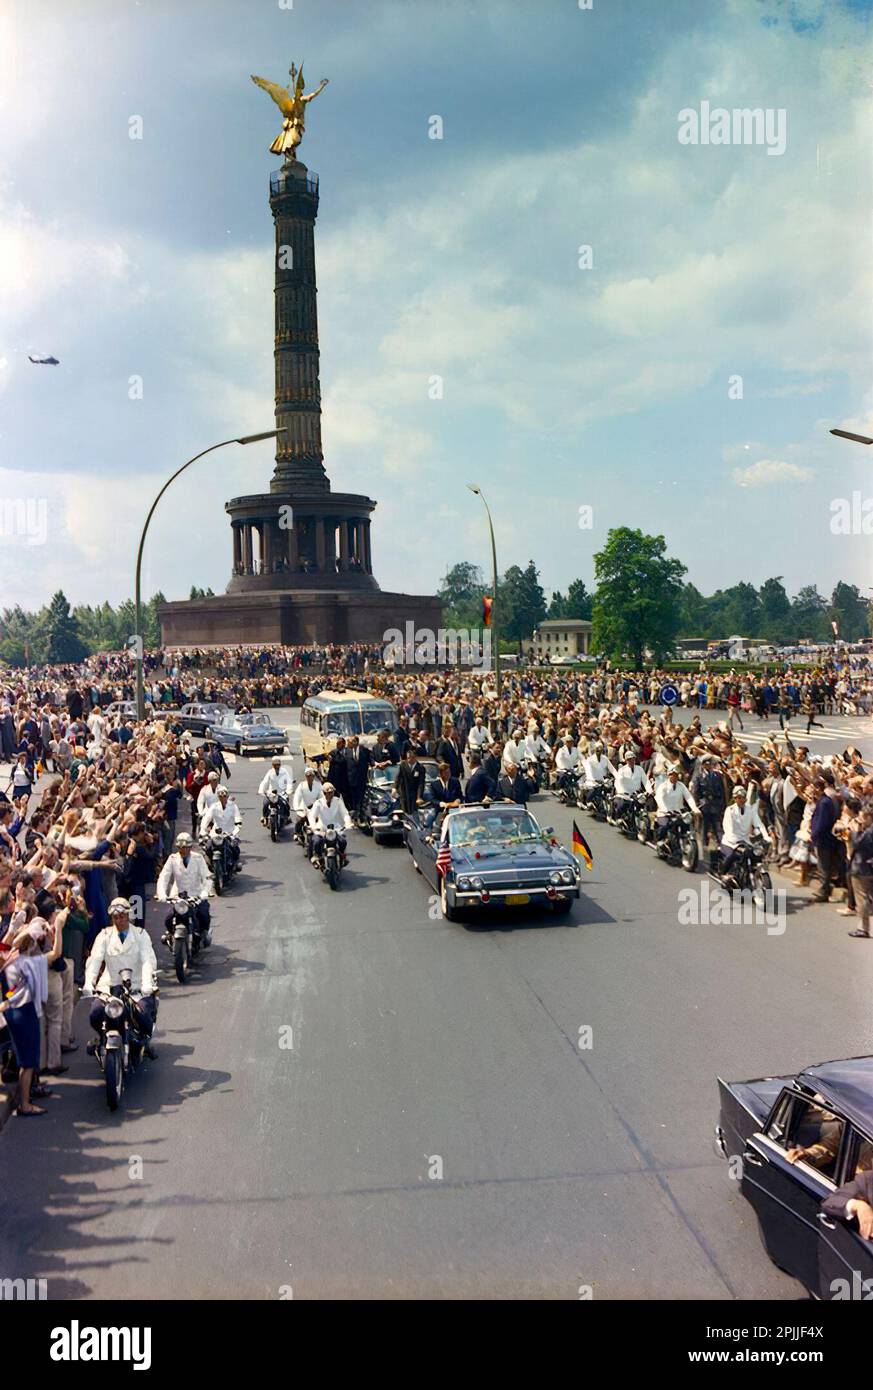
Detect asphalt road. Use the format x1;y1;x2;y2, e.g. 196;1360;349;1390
1;708;872;1300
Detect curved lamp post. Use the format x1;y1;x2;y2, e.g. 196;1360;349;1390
134;428;286;719
830;429;873;446
466;483;501;699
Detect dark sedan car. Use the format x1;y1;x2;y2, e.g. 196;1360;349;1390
360;758;440;844
404;803;581;921
716;1055;873;1298
175;702;234;736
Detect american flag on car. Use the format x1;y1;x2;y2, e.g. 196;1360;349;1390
435;841;452;877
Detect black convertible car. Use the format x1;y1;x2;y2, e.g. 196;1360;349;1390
716;1055;873;1298
359;758;440;844
404;803;581;922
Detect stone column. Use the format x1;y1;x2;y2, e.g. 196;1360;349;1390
326;519;337;573
232;524;242;572
354;519;364;568
339;518;350;571
315;517;326;571
262;520;272;575
363;520;372;574
286;516;298;572
243;524;253;573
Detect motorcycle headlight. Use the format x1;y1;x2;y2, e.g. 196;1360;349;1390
105;998;124;1020
457;876;471;891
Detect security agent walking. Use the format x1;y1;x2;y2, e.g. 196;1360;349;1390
83;897;158;1058
156;831;213;942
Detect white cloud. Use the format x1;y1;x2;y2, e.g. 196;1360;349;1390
732;458;813;488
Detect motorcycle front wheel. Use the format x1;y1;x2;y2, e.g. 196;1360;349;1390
752;867;772;911
326;860;340;890
270;819;278;843
213;864;223;896
105;1049;123;1111
681;834;699;872
174;938;189;984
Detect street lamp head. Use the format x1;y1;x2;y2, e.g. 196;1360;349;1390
236;428;288;445
466;483;481;495
830;428;873;446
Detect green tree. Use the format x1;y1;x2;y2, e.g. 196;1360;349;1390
501;560;547;650
42;591;87;663
758;577;792;640
723;582;763;636
547;590;568;620
829;582;869;642
591;528;686;666
437;562;486;630
791;585;830;642
564;578;593;620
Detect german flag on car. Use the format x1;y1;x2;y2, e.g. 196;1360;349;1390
572;821;593;871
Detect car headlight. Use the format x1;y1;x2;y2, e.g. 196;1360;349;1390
457;876;471;891
105;998;124;1020
560;868;574;884
549;870;563;885
470;876;484;890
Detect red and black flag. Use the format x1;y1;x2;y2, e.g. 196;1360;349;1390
571;820;593;871
482;595;493;629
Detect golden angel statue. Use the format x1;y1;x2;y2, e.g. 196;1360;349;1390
250;64;329;159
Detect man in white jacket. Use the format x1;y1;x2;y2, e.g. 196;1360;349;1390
196;770;221;828
200;786;242;874
258;756;293;823
292;766;323;821
653;767;699;844
83;897;158;1056
611;751;652;821
156;831;213;943
719;784;773;881
308;782;352;867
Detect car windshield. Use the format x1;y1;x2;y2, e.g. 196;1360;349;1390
371;764;398;787
448;810;542;848
238;714;270;727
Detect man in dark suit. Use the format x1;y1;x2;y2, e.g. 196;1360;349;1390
396;746;426;814
464;752;494;805
434;723;464;780
497;762;536;805
327;737;351;802
373;729;399;767
811;775;840;902
389;717;411;762
483;742;503;788
345;735;372;816
427;762;463;815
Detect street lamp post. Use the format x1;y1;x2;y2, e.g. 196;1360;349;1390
134;428;286;720
466;484;501;699
830;429;873;446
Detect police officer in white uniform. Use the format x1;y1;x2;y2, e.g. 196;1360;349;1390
83;897;158;1057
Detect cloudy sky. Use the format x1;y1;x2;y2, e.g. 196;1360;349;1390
1;0;872;612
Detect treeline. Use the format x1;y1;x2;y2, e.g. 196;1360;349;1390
440;532;871;665
0;590;177;666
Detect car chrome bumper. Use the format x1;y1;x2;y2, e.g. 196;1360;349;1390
451;885;580;905
713;1124;727;1159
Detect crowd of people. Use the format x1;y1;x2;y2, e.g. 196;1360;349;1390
1;643;872;1118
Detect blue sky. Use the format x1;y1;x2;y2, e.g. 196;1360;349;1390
1;0;872;610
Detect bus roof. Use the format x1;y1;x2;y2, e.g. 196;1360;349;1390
303;690;395;711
